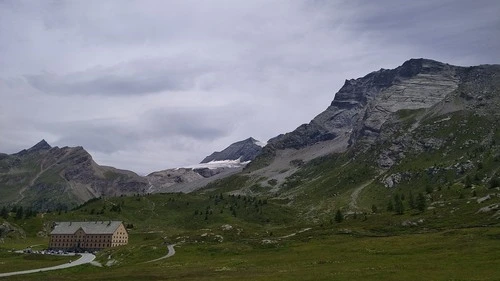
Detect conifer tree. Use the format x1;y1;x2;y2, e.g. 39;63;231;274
417;193;426;212
0;206;8;219
335;209;343;223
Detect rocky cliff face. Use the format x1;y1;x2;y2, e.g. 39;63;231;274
0;140;148;210
201;137;263;163
244;59;500;194
268;59;460;150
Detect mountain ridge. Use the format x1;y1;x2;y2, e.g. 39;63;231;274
0;141;149;210
236;58;500;214
1;58;499;214
200;137;263;163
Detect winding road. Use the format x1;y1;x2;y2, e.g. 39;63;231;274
349;180;374;211
144;244;176;263
0;253;95;278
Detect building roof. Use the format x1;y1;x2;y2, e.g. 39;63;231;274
50;221;124;235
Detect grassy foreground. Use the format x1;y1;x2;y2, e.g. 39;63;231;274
2;227;500;281
0;251;74;273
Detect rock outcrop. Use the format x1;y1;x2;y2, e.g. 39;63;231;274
201;137;263;163
268;59;460;150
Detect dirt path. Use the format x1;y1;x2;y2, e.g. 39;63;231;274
279;228;312;239
0;253;95;278
349;180;374;211
144;244;176;263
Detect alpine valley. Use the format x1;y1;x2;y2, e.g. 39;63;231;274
1;58;500;281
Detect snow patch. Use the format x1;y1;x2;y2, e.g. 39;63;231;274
184;159;250;170
253;139;267;147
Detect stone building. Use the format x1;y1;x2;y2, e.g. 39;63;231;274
49;221;128;251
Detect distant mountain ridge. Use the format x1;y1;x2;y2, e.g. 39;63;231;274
0;137;265;209
201;137;264;163
0;140;148;210
146;137;264;193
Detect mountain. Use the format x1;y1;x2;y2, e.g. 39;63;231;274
0;140;148;211
146;138;264;193
246;59;497;175
2;58;499;221
214;58;500;219
0;137;264;208
201;137;264;163
268;59;459;150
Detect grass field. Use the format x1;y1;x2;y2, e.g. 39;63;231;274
0;251;74;273
2;227;500;280
1;164;499;281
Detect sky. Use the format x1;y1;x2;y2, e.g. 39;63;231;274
1;0;499;175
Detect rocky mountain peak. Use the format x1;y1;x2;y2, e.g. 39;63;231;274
31;139;52;150
14;139;52;156
201;137;263;163
397;58;451;77
268;58;460;151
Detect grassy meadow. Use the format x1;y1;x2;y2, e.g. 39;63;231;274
1;190;500;280
1;227;500;281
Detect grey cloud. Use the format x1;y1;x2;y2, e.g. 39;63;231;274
1;0;499;173
25;58;211;95
47;119;140;154
332;0;500;64
143;106;249;141
43;105;244;155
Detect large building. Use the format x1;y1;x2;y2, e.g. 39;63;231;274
49;221;128;251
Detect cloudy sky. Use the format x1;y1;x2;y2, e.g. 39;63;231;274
1;0;499;174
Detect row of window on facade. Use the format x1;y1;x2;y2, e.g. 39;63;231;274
51;243;110;248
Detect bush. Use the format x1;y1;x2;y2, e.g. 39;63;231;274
489;177;500;189
335;210;343;223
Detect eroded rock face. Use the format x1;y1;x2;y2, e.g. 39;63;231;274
0;141;149;210
201;138;263;163
146;168;205;191
269;59;460;150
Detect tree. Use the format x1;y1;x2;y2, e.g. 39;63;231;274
24;208;34;219
387;200;394;212
464;175;472;188
0;206;8;219
408;191;415;209
334;209;343;223
394;194;404;215
416;193;426;212
425;185;433;194
371;204;378;213
489;177;500;189
15;206;24;220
